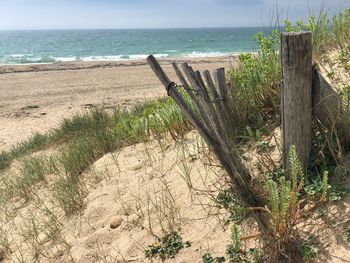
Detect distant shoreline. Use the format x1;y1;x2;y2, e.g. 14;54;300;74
0;55;241;74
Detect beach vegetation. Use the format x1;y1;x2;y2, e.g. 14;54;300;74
202;253;226;263
345;228;350;242
298;236;318;262
144;231;191;260
221;9;350;260
0;97;189;215
0;156;47;206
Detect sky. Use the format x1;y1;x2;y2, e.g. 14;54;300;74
0;0;350;30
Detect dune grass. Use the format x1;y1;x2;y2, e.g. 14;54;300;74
0;97;190;215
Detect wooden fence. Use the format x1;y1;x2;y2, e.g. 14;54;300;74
146;31;345;230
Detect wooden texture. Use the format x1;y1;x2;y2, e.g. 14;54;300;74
203;70;227;135
312;68;350;149
213;68;230;129
281;32;313;173
312;68;343;129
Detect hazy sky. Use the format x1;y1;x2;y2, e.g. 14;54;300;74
0;0;350;30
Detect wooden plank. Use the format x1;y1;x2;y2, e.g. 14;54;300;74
193;70;230;153
147;55;171;88
171;62;204;119
214;68;228;100
175;62;217;136
195;70;211;101
312;68;343;129
203;70;227;134
181;63;226;147
147;56;216;149
312;68;350;149
214;68;230;128
281;32;313;174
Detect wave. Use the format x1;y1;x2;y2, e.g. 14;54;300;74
0;53;171;64
0;51;241;65
10;54;34;58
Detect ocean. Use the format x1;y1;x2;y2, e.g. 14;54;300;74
0;27;271;64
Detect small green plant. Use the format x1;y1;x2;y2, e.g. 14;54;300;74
227;223;240;254
256;141;271;153
145;231;191;260
226;224;249;263
304;171;330;201
344;228;350;242
202;252;225;263
298;236;318;262
203;225;260;263
266;145;305;252
304;173;349;202
216;188;245;223
225;224;260;263
244;126;263;141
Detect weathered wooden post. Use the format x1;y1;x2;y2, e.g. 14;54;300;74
281;32;313;174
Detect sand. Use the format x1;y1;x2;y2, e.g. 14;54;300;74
1;128;349;262
0;56;237;151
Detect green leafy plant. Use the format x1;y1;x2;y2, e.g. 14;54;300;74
228;29;280;129
145;231;191;260
256;141;271;153
333;9;350;57
226;224;243;263
225;224;261;263
344;228;350;242
304;171;330;201
266;145;304;243
298;236;318;262
202;252;225;263
216;188;245;223
284;11;330;57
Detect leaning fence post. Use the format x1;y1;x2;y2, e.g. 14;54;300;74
281;32;313;175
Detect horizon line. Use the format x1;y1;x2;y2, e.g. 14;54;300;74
0;25;276;31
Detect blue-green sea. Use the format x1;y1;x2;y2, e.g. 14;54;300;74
0;28;271;64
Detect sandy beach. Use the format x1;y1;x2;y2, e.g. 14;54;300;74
0;56;237;151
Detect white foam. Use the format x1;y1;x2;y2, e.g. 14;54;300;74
183;51;240;58
81;55;125;62
154;53;169;58
55;57;77;62
128;54;148;60
10;54;27;58
79;53;168;62
128;54;168;60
